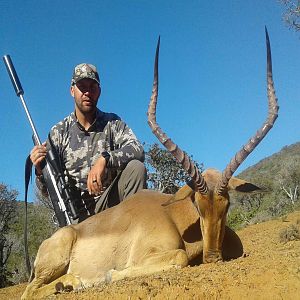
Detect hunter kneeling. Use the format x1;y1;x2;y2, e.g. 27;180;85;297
30;63;147;223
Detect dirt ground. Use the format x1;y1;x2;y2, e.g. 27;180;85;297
1;210;300;300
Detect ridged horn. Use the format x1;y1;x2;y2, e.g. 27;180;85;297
216;27;279;195
147;37;208;194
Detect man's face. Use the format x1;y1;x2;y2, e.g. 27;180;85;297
71;78;101;114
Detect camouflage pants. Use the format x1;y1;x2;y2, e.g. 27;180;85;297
75;160;147;223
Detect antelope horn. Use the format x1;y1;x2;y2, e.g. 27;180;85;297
216;27;279;195
147;37;208;194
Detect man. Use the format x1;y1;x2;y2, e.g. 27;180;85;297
30;63;147;223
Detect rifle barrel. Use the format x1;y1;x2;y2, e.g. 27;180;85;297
3;55;42;145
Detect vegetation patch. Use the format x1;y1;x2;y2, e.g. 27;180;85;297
279;224;300;243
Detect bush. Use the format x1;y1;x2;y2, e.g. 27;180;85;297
279;224;300;243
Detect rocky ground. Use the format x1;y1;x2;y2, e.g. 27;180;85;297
1;210;300;300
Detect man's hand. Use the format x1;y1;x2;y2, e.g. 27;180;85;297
30;142;47;175
87;156;107;195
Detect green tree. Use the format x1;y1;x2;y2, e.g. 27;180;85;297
7;201;57;285
227;193;264;230
145;143;203;194
269;159;300;216
280;0;300;32
0;184;18;287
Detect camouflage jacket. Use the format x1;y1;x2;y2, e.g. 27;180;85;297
37;109;144;194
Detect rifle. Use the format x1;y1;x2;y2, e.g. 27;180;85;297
3;55;84;227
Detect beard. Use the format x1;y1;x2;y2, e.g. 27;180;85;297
75;98;98;115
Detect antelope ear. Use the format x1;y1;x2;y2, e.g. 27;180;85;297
174;184;195;200
228;177;261;193
162;185;194;206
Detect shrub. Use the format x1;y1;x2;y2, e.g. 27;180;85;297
279;224;300;243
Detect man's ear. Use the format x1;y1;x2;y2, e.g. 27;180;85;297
70;85;75;97
228;177;261;193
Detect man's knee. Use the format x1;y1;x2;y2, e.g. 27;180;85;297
125;160;147;180
121;160;147;192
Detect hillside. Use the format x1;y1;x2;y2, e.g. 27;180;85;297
238;142;300;182
1;210;299;299
227;142;300;229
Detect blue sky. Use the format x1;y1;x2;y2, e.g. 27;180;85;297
0;1;299;201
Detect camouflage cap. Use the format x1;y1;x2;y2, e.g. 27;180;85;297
71;63;100;86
